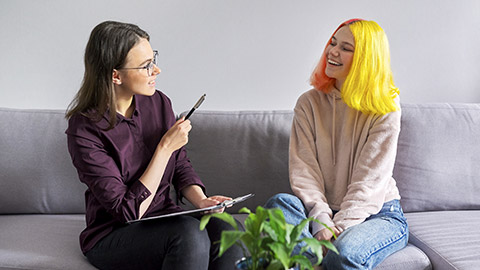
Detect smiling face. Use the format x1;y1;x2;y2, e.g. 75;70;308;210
324;26;355;90
113;38;161;97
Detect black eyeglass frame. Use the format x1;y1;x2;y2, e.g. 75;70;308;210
117;50;158;76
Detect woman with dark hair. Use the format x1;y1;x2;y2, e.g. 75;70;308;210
66;21;241;270
266;19;408;269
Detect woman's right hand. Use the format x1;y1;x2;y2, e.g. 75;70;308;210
158;117;192;153
315;226;341;256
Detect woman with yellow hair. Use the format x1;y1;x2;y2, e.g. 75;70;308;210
266;19;408;269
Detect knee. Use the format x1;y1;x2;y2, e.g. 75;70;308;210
322;242;363;269
323;250;351;270
170;217;210;254
264;193;301;209
264;193;309;226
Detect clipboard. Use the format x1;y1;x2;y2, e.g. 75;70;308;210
127;193;254;224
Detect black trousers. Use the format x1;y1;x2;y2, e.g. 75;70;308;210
85;215;243;270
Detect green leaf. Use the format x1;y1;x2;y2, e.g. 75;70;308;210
298;238;338;266
245;207;268;238
290;217;313;243
291;255;313;270
263;222;278;242
240;231;259;255
300;238;324;264
267;208;287;243
239;207;251;214
201;212;239;230
260;237;274;251
311;219;337;239
319;239;338;255
199;214;213;230
255;207;269;225
284;223;294;245
268;242;290;269
243;214;256;235
266;260;283;270
219;230;244;256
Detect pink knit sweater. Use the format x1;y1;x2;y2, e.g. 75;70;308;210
289;88;401;236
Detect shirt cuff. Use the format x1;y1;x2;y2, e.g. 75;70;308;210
128;180;151;204
310;212;335;237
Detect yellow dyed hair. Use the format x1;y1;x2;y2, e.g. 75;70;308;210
310;19;399;115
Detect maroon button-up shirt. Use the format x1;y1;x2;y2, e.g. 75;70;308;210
66;90;204;254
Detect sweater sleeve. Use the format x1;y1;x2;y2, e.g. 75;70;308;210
289;96;335;236
333;109;401;232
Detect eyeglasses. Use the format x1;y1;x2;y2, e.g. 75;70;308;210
118;50;158;76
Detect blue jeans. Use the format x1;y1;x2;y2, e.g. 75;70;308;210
265;193;409;270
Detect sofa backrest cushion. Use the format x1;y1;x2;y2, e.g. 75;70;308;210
187;105;480;214
2;104;479;215
393;103;480;212
0;108;85;214
184;111;293;212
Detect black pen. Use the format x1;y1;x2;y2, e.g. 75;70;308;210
184;94;206;120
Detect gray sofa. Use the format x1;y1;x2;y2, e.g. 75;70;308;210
1;104;479;270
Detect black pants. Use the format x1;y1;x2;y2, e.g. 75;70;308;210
85;215;243;270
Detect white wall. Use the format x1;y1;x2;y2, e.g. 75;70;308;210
1;0;479;113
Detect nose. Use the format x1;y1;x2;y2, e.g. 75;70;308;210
329;47;340;57
152;64;161;75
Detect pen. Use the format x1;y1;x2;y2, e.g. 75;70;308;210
184;94;206;120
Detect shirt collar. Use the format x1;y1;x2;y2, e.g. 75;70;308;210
102;95;140;124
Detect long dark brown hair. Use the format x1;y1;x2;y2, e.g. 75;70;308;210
66;21;149;130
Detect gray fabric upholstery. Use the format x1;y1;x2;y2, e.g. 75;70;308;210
0;108;85;214
0;215;96;270
185;110;430;269
376;244;431;270
184;110;294;213
406;211;480;270
2;104;480;269
393;104;480;213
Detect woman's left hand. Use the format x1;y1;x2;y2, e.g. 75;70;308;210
198;195;232;213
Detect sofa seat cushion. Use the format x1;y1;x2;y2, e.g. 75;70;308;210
376;243;431;270
405;211;480;270
0;214;96;270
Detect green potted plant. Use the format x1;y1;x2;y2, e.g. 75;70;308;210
200;206;338;270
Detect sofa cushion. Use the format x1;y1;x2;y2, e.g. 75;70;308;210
376;243;431;270
393;104;480;213
405;210;480;270
0;214;96;270
184;111;294;212
0;108;85;214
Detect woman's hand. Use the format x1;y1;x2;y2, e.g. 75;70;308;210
315;226;341;256
198;195;232;213
158;117;192;153
181;185;232;214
